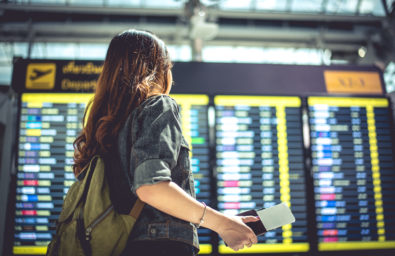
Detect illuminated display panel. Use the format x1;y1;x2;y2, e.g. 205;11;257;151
13;93;88;255
170;94;212;254
215;95;309;254
13;93;212;255
308;97;395;251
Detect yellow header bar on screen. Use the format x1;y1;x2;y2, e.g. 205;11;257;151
170;94;209;105
308;97;388;107
319;241;395;251
215;96;301;107
13;246;47;255
198;244;212;254
22;93;93;105
22;93;208;106
218;243;309;254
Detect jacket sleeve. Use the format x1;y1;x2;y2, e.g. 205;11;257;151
130;95;183;193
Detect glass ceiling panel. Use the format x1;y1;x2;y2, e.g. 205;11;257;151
43;43;78;59
0;66;12;85
202;46;234;62
107;0;139;7
219;0;253;11
326;0;359;14
4;41;393;86
68;0;104;6
384;62;395;93
10;0;389;16
167;45;192;62
202;45;324;65
0;45;11;63
78;44;107;60
360;0;386;16
255;0;288;11
24;0;67;4
13;43;29;59
291;0;324;13
19;0;183;8
228;47;267;63
30;43;45;59
24;42;189;61
143;0;183;8
1;42;27;63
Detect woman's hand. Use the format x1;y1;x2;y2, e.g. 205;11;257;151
136;181;260;251
216;215;259;251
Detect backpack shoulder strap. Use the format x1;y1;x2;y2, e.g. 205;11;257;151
129;198;144;220
58;156;99;223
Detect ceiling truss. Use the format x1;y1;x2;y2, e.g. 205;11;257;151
0;2;393;64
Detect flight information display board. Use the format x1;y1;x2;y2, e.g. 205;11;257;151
14;93;88;255
215;95;309;254
308;97;395;251
13;93;212;255
170;94;212;254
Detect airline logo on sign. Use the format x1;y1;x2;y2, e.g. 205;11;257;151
25;63;56;90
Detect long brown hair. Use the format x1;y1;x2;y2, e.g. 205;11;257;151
73;29;172;176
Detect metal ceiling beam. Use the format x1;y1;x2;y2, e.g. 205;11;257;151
0;3;386;23
0;21;370;54
0;3;184;16
203;40;361;51
0;35;363;53
0;21;369;43
0;22;187;37
217;26;367;42
213;10;384;22
0;2;386;59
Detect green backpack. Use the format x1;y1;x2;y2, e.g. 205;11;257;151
46;155;144;256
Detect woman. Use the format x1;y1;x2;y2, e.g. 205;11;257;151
73;29;258;255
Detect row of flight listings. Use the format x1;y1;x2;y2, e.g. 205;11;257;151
13;93;395;255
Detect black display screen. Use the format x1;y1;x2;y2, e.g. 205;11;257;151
308;97;395;251
215;96;309;254
13;93;213;255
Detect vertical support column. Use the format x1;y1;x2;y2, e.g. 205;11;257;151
366;106;385;241
276;106;292;244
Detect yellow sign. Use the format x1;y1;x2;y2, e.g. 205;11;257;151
22;93;93;105
324;70;383;94
26;63;56;90
218;243;309;253
319;241;395;251
199;244;212;254
308;97;388;107
13;246;48;255
214;96;301;107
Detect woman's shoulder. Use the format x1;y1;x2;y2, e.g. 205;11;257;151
140;94;179;114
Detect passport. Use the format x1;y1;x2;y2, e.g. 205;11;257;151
236;202;295;236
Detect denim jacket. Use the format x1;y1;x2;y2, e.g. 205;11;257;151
117;95;199;251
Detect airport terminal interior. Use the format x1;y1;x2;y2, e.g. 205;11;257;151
1;0;395;255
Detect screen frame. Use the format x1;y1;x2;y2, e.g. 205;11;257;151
6;91;395;256
213;93;311;255
305;94;395;256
